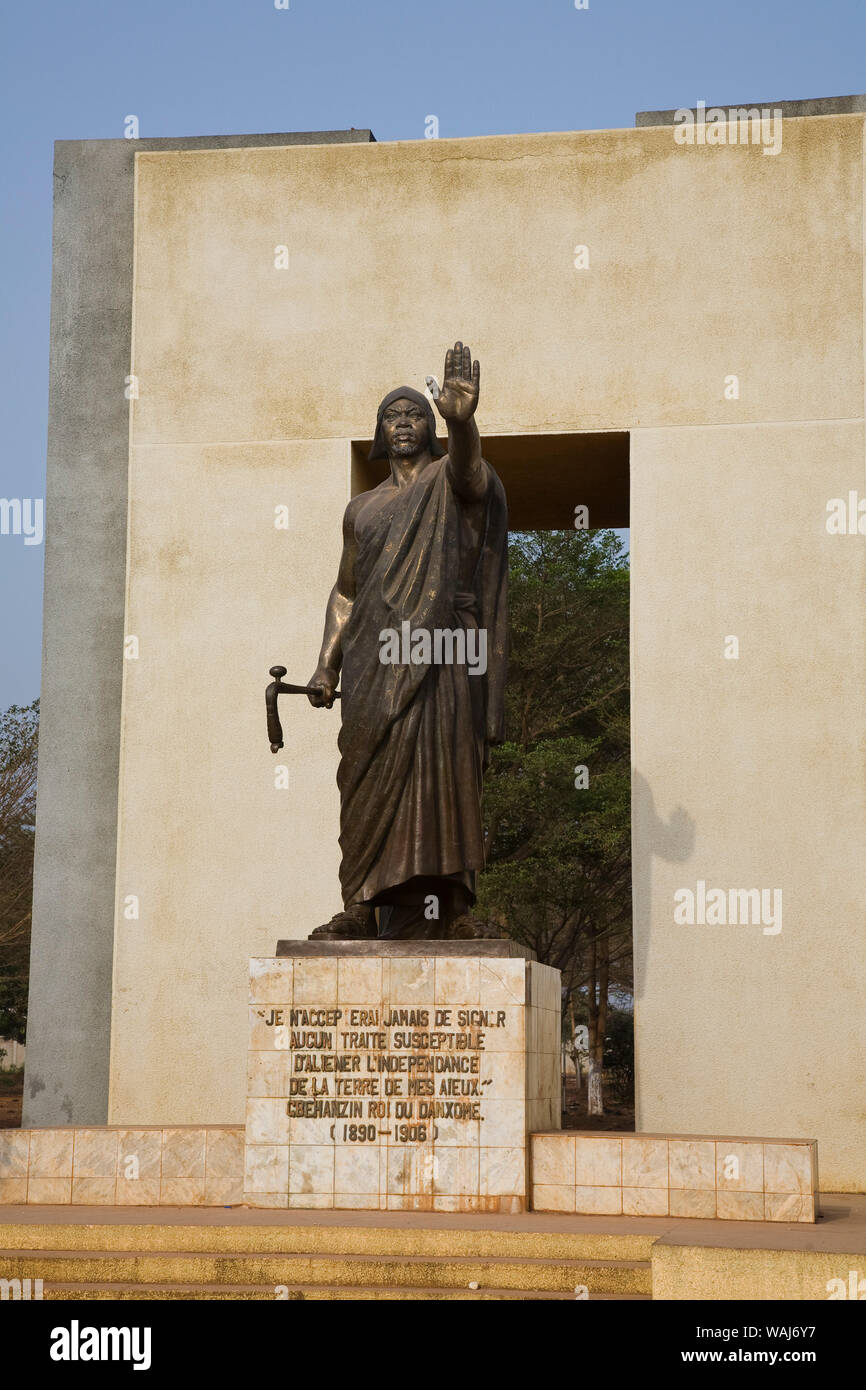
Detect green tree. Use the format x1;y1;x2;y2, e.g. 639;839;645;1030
603;1006;635;1105
477;530;631;1113
0;699;39;1043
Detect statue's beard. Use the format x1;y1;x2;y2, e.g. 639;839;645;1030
390;439;424;458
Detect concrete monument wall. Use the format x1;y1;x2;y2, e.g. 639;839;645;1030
30;117;866;1189
24;129;374;1129
631;421;865;1191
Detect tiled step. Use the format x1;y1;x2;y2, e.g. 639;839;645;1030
36;1280;650;1301
0;1248;651;1296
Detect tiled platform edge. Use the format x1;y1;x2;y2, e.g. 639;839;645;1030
3;1125;819;1221
531;1132;818;1222
0;1126;243;1206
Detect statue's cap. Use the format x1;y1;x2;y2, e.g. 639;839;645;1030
368;386;445;461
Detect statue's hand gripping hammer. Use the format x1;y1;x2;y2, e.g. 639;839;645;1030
265;665;341;753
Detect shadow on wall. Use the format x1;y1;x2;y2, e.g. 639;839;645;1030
631;769;695;1003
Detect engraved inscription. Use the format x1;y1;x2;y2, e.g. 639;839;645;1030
265;1004;511;1139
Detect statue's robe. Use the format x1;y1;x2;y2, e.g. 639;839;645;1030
337;454;508;925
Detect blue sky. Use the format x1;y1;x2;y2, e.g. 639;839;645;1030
1;0;864;710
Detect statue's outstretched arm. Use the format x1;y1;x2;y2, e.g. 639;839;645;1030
428;340;488;502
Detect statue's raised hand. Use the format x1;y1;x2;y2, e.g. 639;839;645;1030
427;341;479;425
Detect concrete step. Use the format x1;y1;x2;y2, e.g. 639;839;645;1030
0;1248;651;1296
36;1280;651;1301
0;1220;656;1262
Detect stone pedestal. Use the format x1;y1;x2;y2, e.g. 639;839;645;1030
244;942;561;1212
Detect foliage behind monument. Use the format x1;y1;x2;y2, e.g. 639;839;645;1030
477;530;631;1109
0;699;38;1044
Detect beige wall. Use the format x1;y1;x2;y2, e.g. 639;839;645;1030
112;120;865;1184
630;421;866;1191
109;439;346;1123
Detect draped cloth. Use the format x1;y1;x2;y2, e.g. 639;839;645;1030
337;454;508;910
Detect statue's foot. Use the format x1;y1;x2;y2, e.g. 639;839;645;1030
308;904;377;941
447;913;507;941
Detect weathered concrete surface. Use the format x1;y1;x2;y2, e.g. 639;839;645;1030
652;1192;866;1298
2;1194;863;1299
630;421;866;1192
2;1192;862;1247
24;129;374;1130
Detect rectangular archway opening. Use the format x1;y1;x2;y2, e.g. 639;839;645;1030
352;429;629;530
353;429;632;1133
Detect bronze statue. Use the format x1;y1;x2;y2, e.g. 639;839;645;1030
272;343;508;940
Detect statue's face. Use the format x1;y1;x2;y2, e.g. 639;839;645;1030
381;398;430;459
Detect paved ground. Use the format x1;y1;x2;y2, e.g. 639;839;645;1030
1;1195;863;1253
